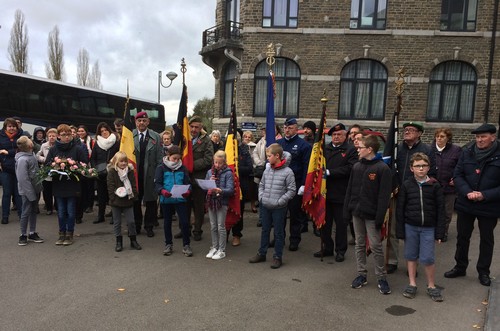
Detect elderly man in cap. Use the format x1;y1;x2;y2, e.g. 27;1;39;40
183;116;213;241
276;117;312;251
386;121;436;274
444;124;500;286
133;111;163;237
320;123;358;261
302;121;317;145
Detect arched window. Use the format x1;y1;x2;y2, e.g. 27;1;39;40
427;61;476;122
222;62;237;117
253;58;300;117
339;59;387;120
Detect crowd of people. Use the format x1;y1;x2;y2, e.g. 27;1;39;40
1;114;498;301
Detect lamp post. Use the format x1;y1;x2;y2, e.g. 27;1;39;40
158;70;178;103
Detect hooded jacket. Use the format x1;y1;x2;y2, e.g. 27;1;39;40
15;151;42;201
258;151;296;209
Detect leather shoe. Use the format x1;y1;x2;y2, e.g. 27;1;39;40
289;243;299;251
174;231;183;239
232;236;241;246
93;219;104;224
249;254;266;263
444;267;466;278
335;253;345;262
313;250;334;258
146;229;155;237
386;264;398;274
193;233;202;241
479;274;491;286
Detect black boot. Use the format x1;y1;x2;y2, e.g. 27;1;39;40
115;236;123;252
130;236;142;250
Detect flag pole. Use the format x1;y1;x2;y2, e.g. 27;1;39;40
384;66;405;266
265;43;276;146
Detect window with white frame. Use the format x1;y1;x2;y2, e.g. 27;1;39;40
350;0;387;30
427;61;476;122
263;0;298;28
339;59;387;120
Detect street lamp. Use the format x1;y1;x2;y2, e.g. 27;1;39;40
158;70;178;103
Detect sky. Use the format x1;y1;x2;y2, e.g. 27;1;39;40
0;0;217;124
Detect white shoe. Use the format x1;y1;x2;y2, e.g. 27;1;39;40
206;247;217;259
211;250;226;260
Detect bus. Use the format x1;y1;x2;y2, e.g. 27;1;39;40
0;69;165;134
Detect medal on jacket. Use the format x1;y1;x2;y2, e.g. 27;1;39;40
341;153;346;157
476;168;480;174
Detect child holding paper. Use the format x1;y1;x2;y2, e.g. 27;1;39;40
154;146;192;257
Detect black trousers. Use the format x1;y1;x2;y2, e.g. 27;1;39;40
286;194;305;246
321;202;348;254
134;200;157;231
455;211;498;275
187;185;206;235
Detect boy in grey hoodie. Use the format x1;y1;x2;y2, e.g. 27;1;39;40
15;136;44;246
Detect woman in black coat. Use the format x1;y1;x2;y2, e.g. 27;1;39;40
90;122;120;224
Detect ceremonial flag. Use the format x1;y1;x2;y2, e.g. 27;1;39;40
224;103;241;230
119;84;138;188
265;70;276;147
173;84;193;172
302;101;327;229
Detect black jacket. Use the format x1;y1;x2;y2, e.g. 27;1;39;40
343;157;392;228
325;140;358;203
454;141;500;218
397;140;436;185
396;176;446;240
431;141;462;194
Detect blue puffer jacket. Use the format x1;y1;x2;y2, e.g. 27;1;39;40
0;129;25;174
454;141;500;217
154;163;191;204
277;134;312;188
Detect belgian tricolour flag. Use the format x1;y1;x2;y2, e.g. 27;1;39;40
173;84;193;172
119;92;138;188
224;103;241;230
302;101;327;229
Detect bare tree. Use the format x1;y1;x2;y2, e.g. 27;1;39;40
77;48;90;86
45;25;65;81
7;9;29;73
88;60;103;89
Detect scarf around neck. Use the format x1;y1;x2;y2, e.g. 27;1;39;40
117;166;134;199
163;156;183;171
96;133;117;151
474;140;498;165
206;164;228;210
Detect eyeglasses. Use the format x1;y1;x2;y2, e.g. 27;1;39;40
357;146;369;150
404;128;418;133
59;133;71;137
412;164;429;169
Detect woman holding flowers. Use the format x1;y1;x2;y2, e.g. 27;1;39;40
45;124;89;245
90;122;120;224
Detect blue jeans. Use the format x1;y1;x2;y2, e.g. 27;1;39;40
259;205;287;260
404;223;436;265
55;197;76;232
162;203;190;246
0;171;22;220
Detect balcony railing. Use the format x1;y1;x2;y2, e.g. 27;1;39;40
202;21;243;47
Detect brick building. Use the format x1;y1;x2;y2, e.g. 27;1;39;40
199;0;500;144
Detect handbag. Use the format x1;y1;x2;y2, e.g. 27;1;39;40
254;165;265;179
95;163;108;175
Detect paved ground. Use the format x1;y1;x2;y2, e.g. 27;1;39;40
0;199;498;331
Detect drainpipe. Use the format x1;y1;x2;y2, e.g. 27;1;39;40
488;0;498;124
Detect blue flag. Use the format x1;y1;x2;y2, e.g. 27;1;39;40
265;71;276;147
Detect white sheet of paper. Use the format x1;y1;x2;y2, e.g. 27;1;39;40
170;185;190;198
196;179;216;190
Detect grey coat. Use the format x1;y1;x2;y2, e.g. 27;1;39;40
258;152;296;209
15;151;41;202
133;128;163;201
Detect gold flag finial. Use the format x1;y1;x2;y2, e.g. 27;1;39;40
181;58;187;85
321;89;328;104
232;76;238;105
266;43;275;69
395;66;405;96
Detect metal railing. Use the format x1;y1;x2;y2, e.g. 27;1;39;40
202;21;243;47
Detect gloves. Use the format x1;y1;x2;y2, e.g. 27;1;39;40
161;189;172;198
182;190;191;198
325;169;330;176
298;185;305;196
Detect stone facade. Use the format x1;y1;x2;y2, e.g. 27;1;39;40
200;0;500;146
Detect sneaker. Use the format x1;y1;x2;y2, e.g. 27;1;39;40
28;233;44;243
182;245;193;257
211;250;226;260
351;275;367;289
402;285;417;299
378;279;391;295
427;287;443;302
206;247;217;259
18;235;28;246
163;244;173;256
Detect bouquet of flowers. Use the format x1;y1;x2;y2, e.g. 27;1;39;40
37;157;98;183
